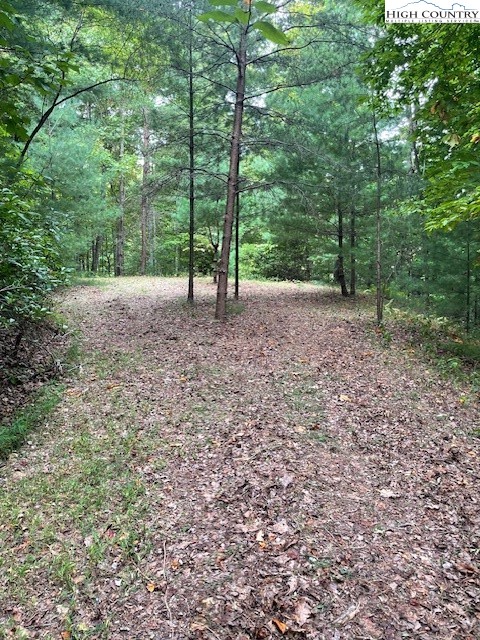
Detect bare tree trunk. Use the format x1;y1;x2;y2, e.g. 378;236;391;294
115;110;125;277
140;107;151;276
466;223;471;333
336;203;349;297
187;7;195;303
215;24;248;320
234;181;240;300
373;110;383;326
207;219;220;284
350;208;356;296
91;235;102;272
149;209;157;274
212;243;219;284
407;103;421;175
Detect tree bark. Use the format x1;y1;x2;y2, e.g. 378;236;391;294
140;108;151;276
234;176;240;300
91;235;102;272
466;223;471;332
115;110;125;277
373;109;383;326
215;24;248;320
349;208;356;296
187;7;195;303
336;203;349;297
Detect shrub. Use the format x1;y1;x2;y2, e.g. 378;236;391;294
0;187;66;328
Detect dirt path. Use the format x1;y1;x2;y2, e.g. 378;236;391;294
1;277;479;640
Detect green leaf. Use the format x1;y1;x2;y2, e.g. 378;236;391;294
209;0;237;5
254;1;277;14
252;20;289;45
234;7;249;23
198;9;236;22
0;10;15;30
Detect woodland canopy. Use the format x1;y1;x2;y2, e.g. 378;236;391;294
1;0;479;327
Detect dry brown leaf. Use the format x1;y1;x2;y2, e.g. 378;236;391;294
65;388;82;397
294;598;312;626
286;575;299;595
271;519;290;534
333;602;360;626
146;582;156;592
190;618;208;631
272;618;288;633
455;562;478;574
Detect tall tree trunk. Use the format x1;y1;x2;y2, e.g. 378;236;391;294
350;208;356;296
373;110;383;326
215;24;247;320
408;102;421;175
466;223;471;332
175;236;180;277
213;245;219;284
234;179;240;300
336;203;349;297
140;108;151;276
187;8;195;303
149;209;157;274
91;235;102;272
115;110;125;277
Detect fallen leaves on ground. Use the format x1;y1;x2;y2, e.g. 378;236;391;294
0;278;479;639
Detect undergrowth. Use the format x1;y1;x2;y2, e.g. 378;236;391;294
0;383;64;460
386;308;480;386
0;313;77;460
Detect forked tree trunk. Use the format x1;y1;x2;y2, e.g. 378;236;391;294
215;24;248;320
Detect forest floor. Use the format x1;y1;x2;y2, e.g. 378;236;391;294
0;277;479;640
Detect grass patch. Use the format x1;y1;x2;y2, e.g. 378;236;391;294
69;275;111;287
0;383;64;460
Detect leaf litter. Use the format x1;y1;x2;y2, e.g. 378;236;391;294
0;277;479;639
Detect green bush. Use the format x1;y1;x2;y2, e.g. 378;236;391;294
240;241;312;281
0;187;66;328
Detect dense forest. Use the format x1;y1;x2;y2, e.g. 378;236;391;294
1;0;479;326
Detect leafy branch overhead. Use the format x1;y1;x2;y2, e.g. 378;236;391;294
198;0;289;46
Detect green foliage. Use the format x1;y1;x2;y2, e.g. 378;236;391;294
240;241;312;281
0;187;66;327
358;3;480;230
0;0;476;331
198;0;289;45
252;20;289;44
198;9;236;23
